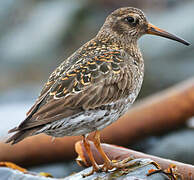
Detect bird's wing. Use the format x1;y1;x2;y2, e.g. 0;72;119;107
14;49;133;131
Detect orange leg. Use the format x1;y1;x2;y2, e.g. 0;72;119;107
93;130;112;170
82;135;100;177
92;130;134;171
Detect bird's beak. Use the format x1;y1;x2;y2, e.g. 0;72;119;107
147;23;190;46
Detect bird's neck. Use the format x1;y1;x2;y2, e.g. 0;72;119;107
125;42;143;62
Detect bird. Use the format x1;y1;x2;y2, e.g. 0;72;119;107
6;7;190;176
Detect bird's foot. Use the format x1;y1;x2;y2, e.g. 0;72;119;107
82;156;135;177
101;156;136;172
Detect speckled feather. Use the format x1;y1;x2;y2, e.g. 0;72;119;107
17;39;140;130
7;7;145;144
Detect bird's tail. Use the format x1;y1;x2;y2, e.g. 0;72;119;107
6;127;41;145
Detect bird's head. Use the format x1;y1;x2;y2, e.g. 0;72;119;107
99;7;190;46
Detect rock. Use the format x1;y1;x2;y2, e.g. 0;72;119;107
29;162;83;179
0;167;54;180
147;129;194;165
0;159;169;180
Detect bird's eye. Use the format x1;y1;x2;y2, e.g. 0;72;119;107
125;16;135;23
124;16;139;25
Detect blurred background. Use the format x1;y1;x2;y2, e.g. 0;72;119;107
0;0;194;178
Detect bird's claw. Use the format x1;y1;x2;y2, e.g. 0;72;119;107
82;156;135;177
101;156;135;172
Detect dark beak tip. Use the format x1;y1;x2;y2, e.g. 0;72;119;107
185;41;191;46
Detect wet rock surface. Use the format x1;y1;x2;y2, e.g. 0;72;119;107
147;129;194;165
0;167;54;180
0;159;169;180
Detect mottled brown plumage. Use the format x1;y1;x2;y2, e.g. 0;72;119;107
6;7;190;176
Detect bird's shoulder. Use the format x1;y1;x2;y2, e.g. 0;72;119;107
39;39;127;100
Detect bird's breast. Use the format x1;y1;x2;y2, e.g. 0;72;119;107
117;57;144;115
